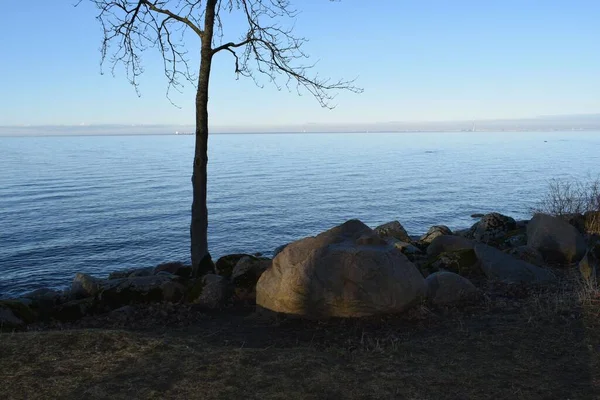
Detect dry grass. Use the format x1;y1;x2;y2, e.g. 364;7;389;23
534;176;600;234
2;281;600;400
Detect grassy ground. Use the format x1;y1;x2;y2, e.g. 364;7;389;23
2;279;600;399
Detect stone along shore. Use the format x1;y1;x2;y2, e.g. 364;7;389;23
1;211;599;330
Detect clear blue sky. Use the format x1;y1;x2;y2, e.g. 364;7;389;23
1;0;599;127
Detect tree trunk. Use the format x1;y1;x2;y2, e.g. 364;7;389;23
190;0;217;276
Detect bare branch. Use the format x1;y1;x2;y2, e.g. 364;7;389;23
81;0;361;109
140;0;204;37
213;0;363;109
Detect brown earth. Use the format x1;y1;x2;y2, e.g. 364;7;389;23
1;275;600;400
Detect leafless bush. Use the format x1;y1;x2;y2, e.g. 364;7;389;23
534;176;600;234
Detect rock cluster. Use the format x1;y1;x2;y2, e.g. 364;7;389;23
2;211;597;330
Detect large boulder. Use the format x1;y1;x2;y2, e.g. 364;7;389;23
256;220;426;318
231;256;272;302
374;221;412;243
425;271;478;306
426;235;474;258
527;213;587;264
419;225;452;245
473;213;517;244
474;243;555;284
273;244;289;258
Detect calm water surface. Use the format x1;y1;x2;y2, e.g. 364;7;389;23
1;132;599;297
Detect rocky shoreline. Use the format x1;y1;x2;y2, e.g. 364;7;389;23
1;211;599;331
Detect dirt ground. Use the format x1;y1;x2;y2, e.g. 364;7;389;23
1;279;600;400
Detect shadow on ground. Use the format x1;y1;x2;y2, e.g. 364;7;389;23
1;295;599;400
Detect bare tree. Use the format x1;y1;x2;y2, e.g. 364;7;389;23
81;0;361;275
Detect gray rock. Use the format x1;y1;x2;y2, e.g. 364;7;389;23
419;225;453;245
189;274;231;309
527;213;587;264
52;298;96;321
505;246;545;267
427;235;475;258
505;232;527;248
424;249;481;278
72;273;185;309
72;273;103;299
108;267;154;280
473;212;517;244
128;267;156;278
425;271;478;306
0;306;24;330
215;254;252;279
153;262;192;279
0;300;36;328
22;288;64;305
98;275;186;308
388;238;423;258
516;220;529;229
231;256;272;302
474;243;556;284
256;219;426;318
374;220;412;243
471;213;485;218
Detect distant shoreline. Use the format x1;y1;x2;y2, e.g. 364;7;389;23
1;129;600;138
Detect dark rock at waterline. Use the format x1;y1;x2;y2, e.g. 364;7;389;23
108;267;154;280
231;256;272;302
471;213;485;218
187;274;231;309
71;273;186;308
72;273;103;299
215;254;252;279
419;225;453;245
527;213;587;264
256;219;426;318
473;213;517;244
98;275;186;308
374;220;412;243
154;262;192;279
474;243;555;284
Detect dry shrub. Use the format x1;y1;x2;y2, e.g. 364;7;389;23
534;176;600;234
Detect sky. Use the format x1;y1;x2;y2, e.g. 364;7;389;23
0;0;599;129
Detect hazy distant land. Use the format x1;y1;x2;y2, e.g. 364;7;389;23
1;114;600;136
